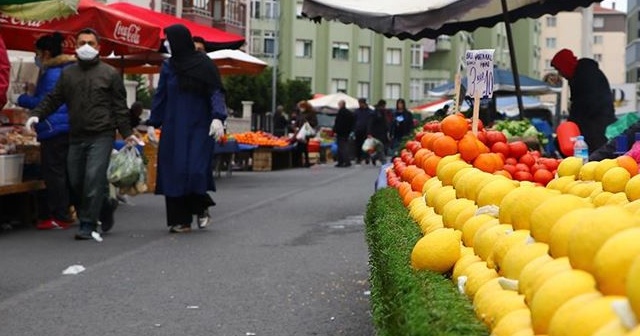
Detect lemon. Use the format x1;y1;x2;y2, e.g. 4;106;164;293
516;254;553;299
411;228;462;273
436;153;462;174
525;257;572;305
433;188;458;215
460;246;475;258
556;296;626;336
548;208;596;258
463;261;499;299
592;190;615;206
579;161;600;181
473;224;513;262
546;175;576;192
473;278;504;317
594;158;620;181
451;166;475;188
437;160;472;186
452;255;482;284
510;329;534;336
626;175;640;201
624;199;640;213
627;256;640;321
465;173;499;202
491;308;532;336
594;228;640;295
490;230;533;272
498;186;535;224
592;319;629;336
453;205;478;231
475;289;526;328
629;325;640;336
529;194;593;243
602;167;631;193
500;242;550;279
454;168;483;199
441;198;475;228
606;192;630;206
567;181;602;198
476;178;518;207
461;214;498;247
548;292;602;336
417;213;443;234
530;270;598;334
421;176;442;195
568;206;639;273
557;156;583;177
509;187;559;231
425;184;449;207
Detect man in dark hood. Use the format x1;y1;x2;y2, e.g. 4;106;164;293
551;48;616;153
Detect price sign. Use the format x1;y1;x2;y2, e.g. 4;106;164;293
465;49;495;98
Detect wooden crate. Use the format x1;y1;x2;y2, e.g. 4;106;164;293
143;145;158;192
252;148;273;171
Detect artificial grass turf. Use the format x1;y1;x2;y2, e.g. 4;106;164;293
365;188;489;336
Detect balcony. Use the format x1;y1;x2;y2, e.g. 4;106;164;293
434;36;452;51
162;0;246;37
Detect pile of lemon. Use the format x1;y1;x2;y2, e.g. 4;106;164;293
403;154;640;335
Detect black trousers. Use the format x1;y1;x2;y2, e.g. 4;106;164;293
165;193;215;227
40;134;72;222
336;136;350;165
355;130;367;162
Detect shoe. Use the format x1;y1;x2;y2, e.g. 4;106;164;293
197;210;211;229
37;219;70;230
99;198;118;233
74;222;95;240
169;225;191;233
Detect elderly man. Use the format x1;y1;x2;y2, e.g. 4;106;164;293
332;100;354;167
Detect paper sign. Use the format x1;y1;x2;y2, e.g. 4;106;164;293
465;49;495;98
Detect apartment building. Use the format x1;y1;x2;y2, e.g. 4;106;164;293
159;0;247;37
627;0;640;82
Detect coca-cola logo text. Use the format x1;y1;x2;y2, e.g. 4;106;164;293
0;15;43;27
113;21;141;45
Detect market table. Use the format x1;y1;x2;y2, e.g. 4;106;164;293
213;139;239;177
252;144;295;171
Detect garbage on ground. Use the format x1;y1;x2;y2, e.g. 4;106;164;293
62;265;86;275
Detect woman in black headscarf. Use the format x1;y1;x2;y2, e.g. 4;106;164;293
147;24;227;233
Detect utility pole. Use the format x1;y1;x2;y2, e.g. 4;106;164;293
270;1;280;132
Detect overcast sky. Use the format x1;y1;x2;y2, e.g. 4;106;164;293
600;0;627;12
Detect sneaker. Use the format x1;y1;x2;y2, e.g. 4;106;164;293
169;225;191;233
197;210;211;229
37;219;69;230
74;222;96;240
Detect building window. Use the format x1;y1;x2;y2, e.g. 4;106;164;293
545;59;551;69
593;17;604;28
357;46;370;63
386;48;402;65
594;35;603;44
250;0;260;19
409;79;422;101
545;37;556;48
331;79;348;93
295;39;312;58
296;1;303;18
332;42;349;60
264;31;275;55
296;76;312;86
410;44;423;68
193;0;207;9
593;53;603;62
423;80;446;95
264;0;279;19
250;29;261;54
385;83;401;100
357;82;370;99
546;16;556;27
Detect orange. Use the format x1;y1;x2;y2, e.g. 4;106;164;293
411;172;431;192
433;135;459;157
413;149;432;169
458;134;481;163
424;132;444;151
423;155;442;177
474;153;497;173
420;133;436;150
400;165;421;183
397;181;412;199
616;155;638;177
403;191;423;207
441;114;469;140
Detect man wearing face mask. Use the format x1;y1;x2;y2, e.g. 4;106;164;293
27;28;139;240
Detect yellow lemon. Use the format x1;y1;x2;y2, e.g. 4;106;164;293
510;329;534;336
473;224;513;262
454;167;482;199
627;256;640;321
475;289;526;328
411;228;462;273
498;186;534;224
567;180;602;198
451;166;475;188
606;192;630;206
602;166;631;193
509;187;558;231
437;160;472;186
530;269;598;334
491;308;532;336
425;184;448;207
626;174;640;201
476;178;518;207
441;198;475;228
452;255;482;284
592;190;615;206
463;261;499;299
453;205;478;231
418;213;443;234
593;158;619;181
421;176;442;195
490;230;533;272
517;254;553;298
557;156;583;177
500;242;550;279
465;172;499;202
556;296;626;336
546;175;576;192
594;228;640;295
433;188;457;215
460;246;475;258
548;208;596;258
568;205;639;273
525;257;572;305
461;214;498;247
529;194;593;243
548;292;602;336
592;319;629;336
579;161;600;181
624;199;640;213
629;325;640;336
436;153;462;174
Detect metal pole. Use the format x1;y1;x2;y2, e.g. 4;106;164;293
500;0;525;119
270;2;279;132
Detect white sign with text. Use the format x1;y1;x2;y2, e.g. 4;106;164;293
465;49;495;98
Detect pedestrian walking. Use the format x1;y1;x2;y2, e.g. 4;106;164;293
27;28;137;240
354;98;373;164
292;100;318;167
146;24;227;233
367;100;390;166
332;99;354;167
14;32;75;230
390;98;414;153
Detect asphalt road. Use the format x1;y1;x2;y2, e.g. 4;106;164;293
0;163;380;336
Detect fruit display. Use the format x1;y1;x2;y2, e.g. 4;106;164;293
381;114;640;335
229;131;290;147
0;127;38;155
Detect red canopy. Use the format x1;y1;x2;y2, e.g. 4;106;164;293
108;2;245;52
0;0;161;55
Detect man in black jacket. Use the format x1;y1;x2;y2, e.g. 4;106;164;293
28;28;137;240
332;100;355;167
551;48;616;153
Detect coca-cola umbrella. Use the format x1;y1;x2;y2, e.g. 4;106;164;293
0;0;79;21
0;0;162;56
108;2;245;52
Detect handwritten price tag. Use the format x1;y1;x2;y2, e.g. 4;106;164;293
465;49;495;98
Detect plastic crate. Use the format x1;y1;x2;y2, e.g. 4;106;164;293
0;154;25;186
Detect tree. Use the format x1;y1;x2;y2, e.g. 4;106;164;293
125;74;154;108
282;79;312;112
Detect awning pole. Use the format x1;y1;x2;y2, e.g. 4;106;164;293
500;0;525;119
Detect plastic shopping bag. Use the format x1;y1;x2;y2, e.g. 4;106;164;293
362;137;381;154
295;122;315;143
107;145;146;189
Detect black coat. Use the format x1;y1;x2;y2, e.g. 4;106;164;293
568;58;617;153
333;107;355;137
590;121;640;161
368;108;389;144
273;113;288;136
391;109;414;141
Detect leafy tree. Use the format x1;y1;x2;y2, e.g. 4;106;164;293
282;79;312;112
125;74;154;108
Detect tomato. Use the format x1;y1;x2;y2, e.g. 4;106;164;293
476;130;488;145
539;158;559;171
503;164;517;177
508;141;529;159
491;141;510;158
530;150;541;159
519;153;536;167
530;163;544;175
513;171;533;181
533;169;554;186
505;157;518;166
515;163;530;172
486;130;508;146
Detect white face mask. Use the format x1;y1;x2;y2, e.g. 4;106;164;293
163;40;171;54
76;44;99;61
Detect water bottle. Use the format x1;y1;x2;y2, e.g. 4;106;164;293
573;135;589;164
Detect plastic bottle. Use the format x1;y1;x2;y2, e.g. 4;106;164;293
573;135;589;164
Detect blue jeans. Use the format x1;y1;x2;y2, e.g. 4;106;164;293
67;136;113;228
